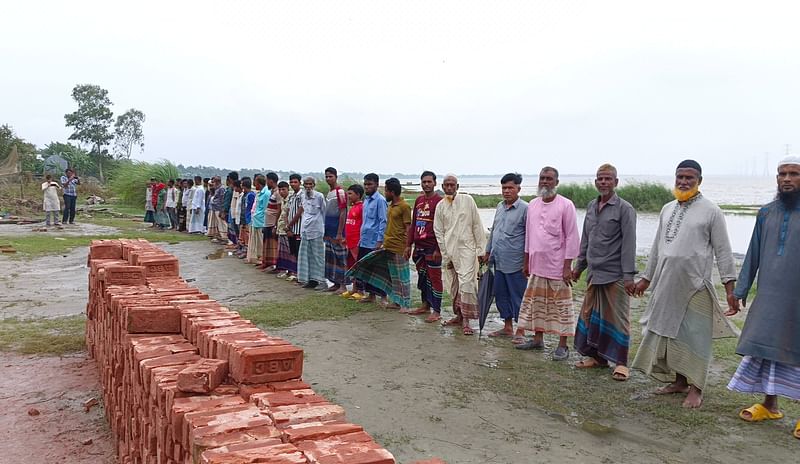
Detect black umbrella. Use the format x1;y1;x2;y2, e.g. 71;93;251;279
477;262;495;339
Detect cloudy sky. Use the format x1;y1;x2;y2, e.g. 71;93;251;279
3;0;799;175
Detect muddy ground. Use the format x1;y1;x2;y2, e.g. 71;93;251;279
1;238;796;463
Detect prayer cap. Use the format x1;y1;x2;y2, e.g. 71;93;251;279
778;154;800;167
676;159;702;175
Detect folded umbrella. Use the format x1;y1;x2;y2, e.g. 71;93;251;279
477;262;495;339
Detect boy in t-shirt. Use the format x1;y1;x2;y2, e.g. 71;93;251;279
275;181;294;278
341;184;365;299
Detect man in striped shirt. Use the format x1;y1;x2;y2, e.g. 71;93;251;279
284;173;303;282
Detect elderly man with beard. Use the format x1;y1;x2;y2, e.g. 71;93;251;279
631;159;739;409
433;174;486;335
726;155;800;439
571;164;637;380
297;176;327;290
514;167;580;360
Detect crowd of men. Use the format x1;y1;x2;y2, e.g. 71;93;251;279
141;157;800;440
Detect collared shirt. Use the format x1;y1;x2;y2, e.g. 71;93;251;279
277;193;291;235
211;186;226;212
221;185;234;215
486;198;528;273
251;188;268;228
359;191;387;249
60;175;79;196
575;193;637;285
181;188;190;207
165;187;177;208
300;190;326;240
242;190;255;225
525;194;580;280
287;189;303;235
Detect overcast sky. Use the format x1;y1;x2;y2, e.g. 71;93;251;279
3;1;800;176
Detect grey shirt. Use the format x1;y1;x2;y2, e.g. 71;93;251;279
486;198;528;274
300;191;326;240
575;193;637;285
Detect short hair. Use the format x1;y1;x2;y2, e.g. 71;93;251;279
168;179;175;186
420;170;436;181
324;167;337;176
540;166;559;179
254;174;266;187
233;180;242;188
194;176;202;183
596;163;618;178
266;172;279;183
187;179;194;187
203;177;210;182
303;176;316;185
241;178;252;189
66;168;73;173
289;173;302;181
363;173;379;184
227;171;239;181
500;173;522;185
277;181;289;189
45;174;52;180
348;184;364;198
385;178;402;196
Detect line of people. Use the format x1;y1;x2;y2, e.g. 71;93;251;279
143;157;800;440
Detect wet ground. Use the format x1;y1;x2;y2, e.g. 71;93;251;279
0;222;119;237
1;238;796;463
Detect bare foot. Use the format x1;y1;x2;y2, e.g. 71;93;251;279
682;386;703;408
407;307;429;315
442;317;462;326
655;382;690;395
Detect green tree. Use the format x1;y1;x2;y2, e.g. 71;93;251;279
64;84;114;182
113;108;145;159
0;124;40;173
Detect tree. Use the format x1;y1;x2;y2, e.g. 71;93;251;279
0;124;40;173
113;108;145;159
64;84;114;182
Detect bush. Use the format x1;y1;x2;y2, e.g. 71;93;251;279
108;160;179;206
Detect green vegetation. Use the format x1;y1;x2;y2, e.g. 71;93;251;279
107;160;180;206
239;294;378;328
0;315;86;355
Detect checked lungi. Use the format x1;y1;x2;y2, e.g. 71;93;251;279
298;237;325;285
357;247;386;297
206;210;219;238
324;239;348;286
262;227;278;266
347;249;411;308
518;274;574;336
413;247;443;312
728;357;800;400
245;226;264;264
277;235;297;273
574;280;630;366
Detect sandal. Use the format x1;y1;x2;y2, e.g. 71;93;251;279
511;336;528;344
514;339;544;350
794;420;800;439
425;313;441;323
575;358;608;369
739;403;784;422
407;307;430;315
611;365;630;381
462;326;474;336
442;317;462;327
488;330;512;338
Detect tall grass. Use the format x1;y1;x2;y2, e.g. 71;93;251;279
436;182;673;212
108;160;180;206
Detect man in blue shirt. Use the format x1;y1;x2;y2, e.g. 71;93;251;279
60;168;80;224
358;173;388;303
483;173;528;337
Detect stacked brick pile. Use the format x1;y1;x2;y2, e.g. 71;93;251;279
85;239;402;464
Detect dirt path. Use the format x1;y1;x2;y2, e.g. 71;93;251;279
0;353;114;463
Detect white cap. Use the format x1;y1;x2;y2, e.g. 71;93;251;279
778;154;800;167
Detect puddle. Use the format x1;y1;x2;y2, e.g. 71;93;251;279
205;249;228;260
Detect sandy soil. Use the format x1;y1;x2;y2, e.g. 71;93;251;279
0;353;114;463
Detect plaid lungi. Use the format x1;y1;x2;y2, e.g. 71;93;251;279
518;274;574;336
324;239;348;285
298;237;325;284
347;249;411;308
728;357;800;400
246;226;263;263
277;235;297;273
574;280;630;365
207;210;219;238
413;247;443;312
262;227;278;266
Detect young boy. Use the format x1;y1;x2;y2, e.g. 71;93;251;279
275;181;294;277
342;184;364;299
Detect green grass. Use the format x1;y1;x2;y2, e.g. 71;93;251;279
0;315;86;355
238;294;379;328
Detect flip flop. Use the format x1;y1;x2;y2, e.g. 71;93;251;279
739;403;784;422
794;420;800;440
511;336;528;344
424;314;441;323
442;318;462;327
462;326;474;336
611;365;630;381
488;330;512;338
575;358;608;369
407;307;430;315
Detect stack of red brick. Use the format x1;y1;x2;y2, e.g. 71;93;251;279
86;239;400;464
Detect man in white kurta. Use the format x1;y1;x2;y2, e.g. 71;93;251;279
433;174;487;335
188;177;206;234
631;160;738;409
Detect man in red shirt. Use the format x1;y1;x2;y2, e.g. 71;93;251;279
404;171;444;322
342;184;365;299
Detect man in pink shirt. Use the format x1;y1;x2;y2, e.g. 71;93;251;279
514;166;580;361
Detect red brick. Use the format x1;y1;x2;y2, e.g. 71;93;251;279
281;421;364;443
199;442;307;464
191;423;281;459
126;305;182;333
229;345;303;384
138;256;180;278
296;433;394;464
238;380;310;401
101;265;147;285
250;390;327;409
171;396;247;445
269;404;346;427
183;405;269;449
177;359;229;393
